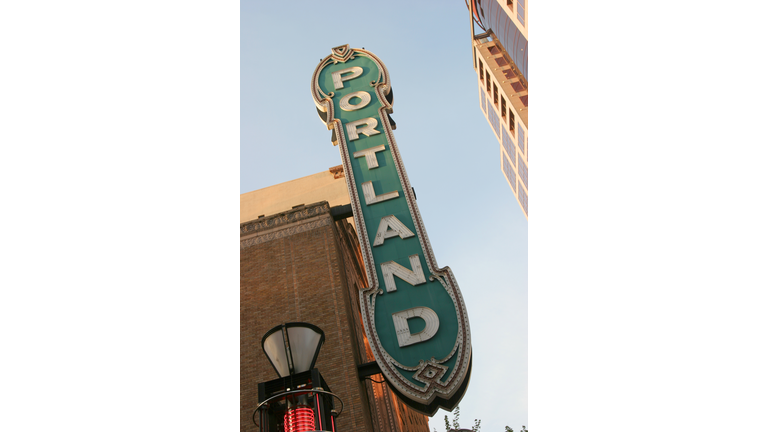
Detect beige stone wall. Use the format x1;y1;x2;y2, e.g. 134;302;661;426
240;166;350;224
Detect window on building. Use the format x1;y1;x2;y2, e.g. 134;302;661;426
502;129;514;158
479;58;483;80
493;83;498;106
518;155;528;189
488;102;500;137
501;97;507;120
517;0;525;26
503;155;516;194
486;71;491;93
517;123;525;154
509;109;515;133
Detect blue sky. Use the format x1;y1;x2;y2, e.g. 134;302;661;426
241;1;528;430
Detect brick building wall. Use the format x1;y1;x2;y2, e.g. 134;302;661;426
241;200;429;432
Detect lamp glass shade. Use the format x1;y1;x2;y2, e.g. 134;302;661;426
262;322;325;378
262;330;291;377
286;326;323;374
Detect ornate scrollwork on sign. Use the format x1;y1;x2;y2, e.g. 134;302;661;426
331;44;354;63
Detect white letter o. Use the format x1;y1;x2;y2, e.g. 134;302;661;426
340;91;371;111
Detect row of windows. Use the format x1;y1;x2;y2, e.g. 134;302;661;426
478;63;527;161
478;53;517;138
477;44;528;215
479;63;526;162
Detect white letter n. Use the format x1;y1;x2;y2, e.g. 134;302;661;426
381;255;426;293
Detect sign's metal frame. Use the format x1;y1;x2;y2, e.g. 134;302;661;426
311;45;471;415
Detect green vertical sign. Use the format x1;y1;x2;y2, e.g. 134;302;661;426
311;45;472;415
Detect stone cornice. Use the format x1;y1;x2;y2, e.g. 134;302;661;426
240;202;332;249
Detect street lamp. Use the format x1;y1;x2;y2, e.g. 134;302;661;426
253;322;343;432
262;322;324;378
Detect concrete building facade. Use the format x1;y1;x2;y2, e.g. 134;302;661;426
470;0;529;218
241;167;430;432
